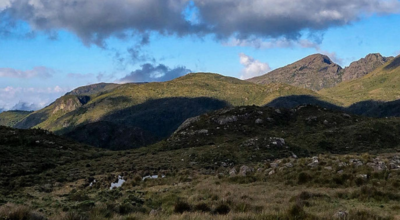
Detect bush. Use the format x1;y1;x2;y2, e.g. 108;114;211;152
297;172;312;184
173;201;191;213
214;204;230;215
193;203;211;212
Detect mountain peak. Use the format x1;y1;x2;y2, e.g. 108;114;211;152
247;53;342;91
342;53;393;81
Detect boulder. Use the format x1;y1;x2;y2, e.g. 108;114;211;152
239;165;254;176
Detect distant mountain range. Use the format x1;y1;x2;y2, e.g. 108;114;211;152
2;52;400;150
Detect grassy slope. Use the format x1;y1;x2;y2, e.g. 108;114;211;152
25;73;331;133
2;106;400;219
0;110;31;127
320;55;400;106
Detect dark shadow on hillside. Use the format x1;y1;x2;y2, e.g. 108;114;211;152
65;97;230;150
266;95;342;110
267;95;400;118
384;55;400;70
64;121;155;151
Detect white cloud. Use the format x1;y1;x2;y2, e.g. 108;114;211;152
239;53;271;80
0;66;54;78
0;86;69;111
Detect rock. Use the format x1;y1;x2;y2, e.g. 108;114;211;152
275;109;281;114
239;165;254;176
196;129;209;134
270;163;279;168
266;117;274;122
342;113;351;119
308;157;319;167
216;115;238;125
333;210;348;219
270;137;285;146
323;120;329;125
257;168;264;173
229;168;237;176
337;170;344;174
324;166;333;171
357;174;368;179
268;170;275;175
175;116;200;133
338;162;347;167
285;163;293;168
255;118;263;124
305;116;318;123
149;209;159;216
389;163;400;170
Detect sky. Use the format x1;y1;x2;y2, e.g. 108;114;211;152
0;0;400;111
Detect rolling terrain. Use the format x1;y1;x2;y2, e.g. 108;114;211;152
14;73;330;150
2;105;400;219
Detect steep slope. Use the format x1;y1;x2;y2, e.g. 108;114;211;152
342;53;393;81
0;110;31;127
15;73;330;149
320;55;400;106
247;54;343;91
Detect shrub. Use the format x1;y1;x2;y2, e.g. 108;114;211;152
297;172;312;184
214;204;230;215
0;204;45;220
173;201;191;213
193;203;211;212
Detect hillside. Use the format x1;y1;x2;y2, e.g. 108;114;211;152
2;106;400;219
14;73;331;149
248;53;392;91
320;55;400;106
0;110;31;127
0;126;102;196
66;83;121;96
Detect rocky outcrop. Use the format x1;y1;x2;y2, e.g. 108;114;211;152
342;53;393;81
52;96;90;114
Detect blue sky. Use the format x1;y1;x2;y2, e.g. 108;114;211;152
0;0;400;111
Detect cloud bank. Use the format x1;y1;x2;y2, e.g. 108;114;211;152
239;53;271;79
0;66;54;78
1;0;399;46
0;86;69;111
120;63;191;83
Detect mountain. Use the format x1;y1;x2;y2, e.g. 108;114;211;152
0;110;31;127
247;54;343;91
320;55;400;106
342;53;393;81
248;53;392;91
13;73;329;149
66;83;121;96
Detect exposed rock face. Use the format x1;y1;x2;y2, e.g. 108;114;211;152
52;96;90;114
342;53;393;81
247;54;343;91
